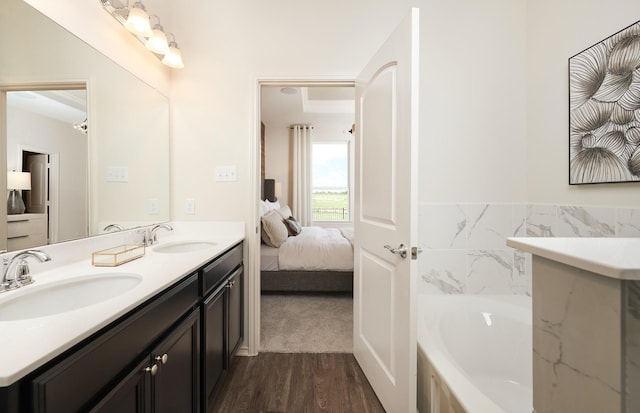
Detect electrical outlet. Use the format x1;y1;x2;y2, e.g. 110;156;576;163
148;198;158;215
186;198;196;215
215;165;237;182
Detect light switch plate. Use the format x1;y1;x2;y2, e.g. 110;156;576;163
186;198;195;215
215;165;237;182
148;198;158;215
106;166;129;182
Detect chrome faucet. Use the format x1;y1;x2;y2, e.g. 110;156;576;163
146;223;173;246
0;250;51;292
103;224;125;232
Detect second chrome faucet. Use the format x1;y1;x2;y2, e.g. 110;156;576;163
146;223;174;246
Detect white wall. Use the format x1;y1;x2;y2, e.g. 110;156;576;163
420;0;528;203
527;0;640;207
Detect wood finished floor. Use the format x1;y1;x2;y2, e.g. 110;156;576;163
211;353;386;413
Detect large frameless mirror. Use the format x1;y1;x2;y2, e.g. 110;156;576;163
0;0;170;252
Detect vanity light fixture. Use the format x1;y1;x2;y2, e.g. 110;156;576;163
145;16;169;55
124;1;152;37
162;34;184;69
100;0;184;69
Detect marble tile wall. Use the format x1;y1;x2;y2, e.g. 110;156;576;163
419;203;640;295
625;281;640;413
532;256;622;413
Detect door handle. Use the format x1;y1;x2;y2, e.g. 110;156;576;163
384;243;407;259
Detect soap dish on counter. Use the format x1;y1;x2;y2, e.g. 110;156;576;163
92;244;145;267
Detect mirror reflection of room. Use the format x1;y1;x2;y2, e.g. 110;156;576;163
6;88;88;251
0;0;170;252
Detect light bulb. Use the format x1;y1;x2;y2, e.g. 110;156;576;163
162;42;184;68
145;24;168;54
124;2;152;37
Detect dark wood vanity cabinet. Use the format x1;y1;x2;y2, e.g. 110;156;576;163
0;240;244;413
91;309;200;413
200;243;244;412
226;267;243;368
202;283;226;408
30;272;200;413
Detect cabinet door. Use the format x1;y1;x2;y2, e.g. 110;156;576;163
89;358;151;413
226;267;243;367
202;285;226;409
152;309;200;413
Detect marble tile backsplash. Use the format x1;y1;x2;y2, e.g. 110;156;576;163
419;203;640;295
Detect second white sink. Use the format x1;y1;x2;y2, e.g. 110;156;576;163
0;273;142;321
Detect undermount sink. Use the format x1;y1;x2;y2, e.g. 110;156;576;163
153;241;217;254
0;273;142;321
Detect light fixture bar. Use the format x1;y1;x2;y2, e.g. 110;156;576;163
99;0;184;69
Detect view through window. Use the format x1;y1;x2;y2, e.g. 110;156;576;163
311;142;349;221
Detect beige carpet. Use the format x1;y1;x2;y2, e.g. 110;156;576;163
260;293;353;353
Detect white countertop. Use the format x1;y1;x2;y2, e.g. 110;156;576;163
0;221;244;386
507;237;640;280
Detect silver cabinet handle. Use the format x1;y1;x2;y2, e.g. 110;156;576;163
384;244;408;259
155;353;168;364
145;364;158;376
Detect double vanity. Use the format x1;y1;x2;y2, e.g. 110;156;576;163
0;221;244;413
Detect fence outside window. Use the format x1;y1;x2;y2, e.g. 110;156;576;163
312;207;349;221
311;190;349;222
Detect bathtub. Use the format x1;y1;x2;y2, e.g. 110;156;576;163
417;294;532;413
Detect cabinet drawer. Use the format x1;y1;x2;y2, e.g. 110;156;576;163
7;234;47;251
30;273;199;413
7;218;46;239
201;243;242;296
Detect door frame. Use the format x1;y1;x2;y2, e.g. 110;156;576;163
18;146;60;243
249;76;355;355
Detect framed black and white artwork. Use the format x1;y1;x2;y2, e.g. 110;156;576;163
569;20;640;185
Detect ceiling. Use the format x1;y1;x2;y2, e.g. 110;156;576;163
260;86;355;127
6;90;87;124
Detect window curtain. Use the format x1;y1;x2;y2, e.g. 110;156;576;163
292;125;312;226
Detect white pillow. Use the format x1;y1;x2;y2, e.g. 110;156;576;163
277;205;292;219
260;199;281;216
260;210;289;247
260;200;269;216
266;199;280;211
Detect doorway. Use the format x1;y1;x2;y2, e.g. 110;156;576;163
253;80;356;355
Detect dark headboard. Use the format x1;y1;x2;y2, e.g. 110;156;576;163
262;179;277;202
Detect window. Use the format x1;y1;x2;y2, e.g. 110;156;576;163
311;142;350;222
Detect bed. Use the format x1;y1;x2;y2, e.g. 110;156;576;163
260;180;353;292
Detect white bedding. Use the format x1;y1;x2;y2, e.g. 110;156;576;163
260;245;280;271
277;226;354;271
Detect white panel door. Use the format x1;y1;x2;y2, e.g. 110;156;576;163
353;8;419;413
